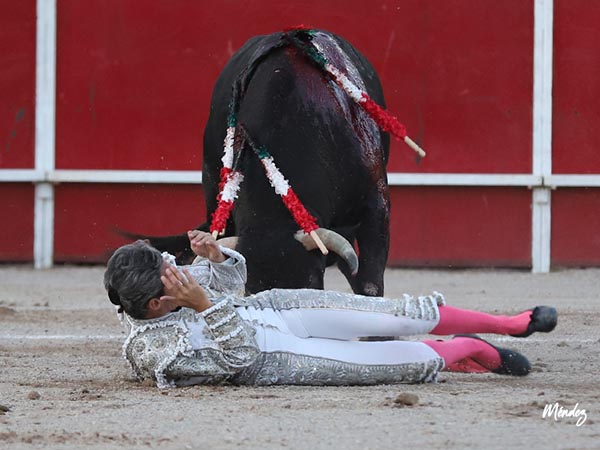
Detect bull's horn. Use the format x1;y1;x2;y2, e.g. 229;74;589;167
294;229;358;275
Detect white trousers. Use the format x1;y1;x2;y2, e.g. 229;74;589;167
236;294;442;369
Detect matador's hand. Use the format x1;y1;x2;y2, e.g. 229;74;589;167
188;230;226;263
160;267;213;313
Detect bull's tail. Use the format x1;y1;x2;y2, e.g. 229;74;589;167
114;224;209;264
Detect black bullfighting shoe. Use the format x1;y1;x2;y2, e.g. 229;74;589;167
510;306;558;338
453;334;532;376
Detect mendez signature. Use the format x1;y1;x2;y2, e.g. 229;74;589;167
542;402;588;426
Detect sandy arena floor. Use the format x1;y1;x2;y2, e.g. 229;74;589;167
0;265;598;449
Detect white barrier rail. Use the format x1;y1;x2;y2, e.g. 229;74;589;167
2;169;600;187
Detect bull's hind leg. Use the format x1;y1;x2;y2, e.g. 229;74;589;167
338;186;390;296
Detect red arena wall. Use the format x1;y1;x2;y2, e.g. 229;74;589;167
0;0;36;261
0;0;598;268
551;0;600;265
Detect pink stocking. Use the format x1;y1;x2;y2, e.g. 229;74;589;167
431;305;531;336
424;337;502;373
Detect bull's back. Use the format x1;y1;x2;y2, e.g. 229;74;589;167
204;30;389;231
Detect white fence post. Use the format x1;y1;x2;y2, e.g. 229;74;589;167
34;0;57;268
532;0;554;273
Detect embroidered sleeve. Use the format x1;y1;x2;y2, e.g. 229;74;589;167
184;246;247;296
199;296;258;365
162;297;260;386
123;322;194;389
164;348;252;386
205;247;247;294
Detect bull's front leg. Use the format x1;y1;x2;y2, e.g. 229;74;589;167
338;184;390;296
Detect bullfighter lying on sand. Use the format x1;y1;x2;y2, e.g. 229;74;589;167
104;231;557;388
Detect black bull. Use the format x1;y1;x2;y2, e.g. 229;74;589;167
146;29;392;296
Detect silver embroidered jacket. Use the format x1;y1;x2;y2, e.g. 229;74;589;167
121;246;254;388
122;285;446;388
123;297;260;388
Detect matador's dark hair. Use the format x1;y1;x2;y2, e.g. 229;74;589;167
104;240;164;319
